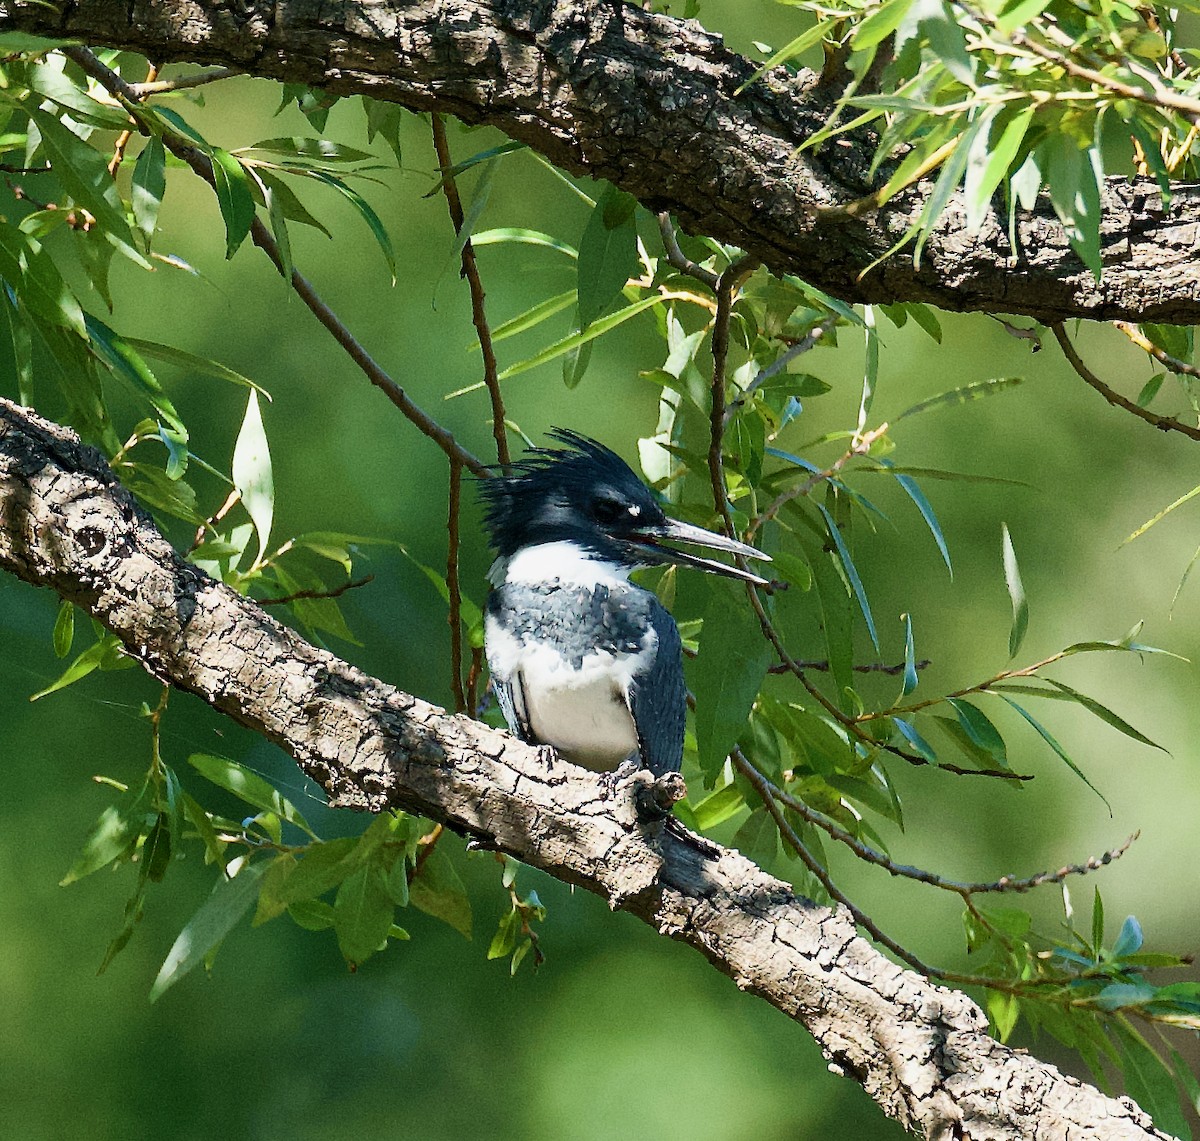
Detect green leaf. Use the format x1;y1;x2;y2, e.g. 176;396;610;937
3;288;33;405
946;698;1007;767
30;636;114;700
816;503;879;653
26;107;147;266
1136;374;1165;408
488;906;521;960
1115;1022;1191;1139
483;289;577;347
232;390;273;565
966;105;1035;232
84;314;185;436
1092;887;1105;956
252;853;297;925
577;184;640;327
248;168;331;237
52;599;75;658
1046;140;1103;277
301;169;396;283
897;377;1023;421
333;863;396;965
1112;915;1145;958
60;791;148;884
1123;483;1200;545
737;21;830;93
278;836;360;902
996;695;1110;811
797;528;855;711
691;580;773;777
892;716;937;763
731;808;778;868
150;861;266;1001
881;461;951;575
410;846;473;939
901;613;917;696
287;899;336;931
188;753;315;838
1001;523;1028;659
263;175;293;282
210;148;257;259
0;222;86;337
471;228;577;259
241;137;377;164
483;294;666;385
122;338;271;398
1036;678;1167;753
986;989;1020;1043
131;137;166;248
855;0;915;50
690;782;746;831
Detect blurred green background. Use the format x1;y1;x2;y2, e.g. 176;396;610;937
3;2;1200;1137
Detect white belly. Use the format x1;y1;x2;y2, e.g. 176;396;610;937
485;615;654;769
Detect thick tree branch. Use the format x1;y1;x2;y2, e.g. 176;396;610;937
2;0;1199;324
0;397;1175;1141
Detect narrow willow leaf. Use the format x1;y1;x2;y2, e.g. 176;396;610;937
692;581;773;777
210;148;257;259
901;613;917;696
60;792;147;884
188;753;315;837
481;289;577;348
892;716;937;762
334;864;396;966
241;137;376;163
250;168;331;236
966;105;1035;232
232;390;273;565
997;695;1110;811
489;294;666;384
690;783;746;831
1038;678;1167;752
471;228;578;258
294;168;396;282
1092;887;1105;955
84;314;186;436
882;461;951;575
409;846;473;940
52;599;74;658
26;107;147;265
816;503;879;653
736;21;830;93
123;339;271;398
264;178;293;282
856;306;878;434
1001;523;1028;658
30;637;112;700
3;289;33;404
1123;483;1200;545
797;528;855;710
131;137;166;248
1136;374;1165;408
577;184;640;327
1114;1022;1191;1140
897;377;1023;421
946;697;1007;766
150;862;266;1001
855;0;915;49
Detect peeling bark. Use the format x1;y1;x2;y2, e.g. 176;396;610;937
0;397;1176;1141
0;0;1198;323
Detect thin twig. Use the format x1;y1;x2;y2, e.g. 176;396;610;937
430;114;509;468
130;66;240;95
446;457;467;714
770;657;932;676
1052;323;1200;443
1113;320;1200;379
725;317;837;426
109;64;157;175
61;46;491;479
259;574;374;606
466;645;484;717
656;212;719;290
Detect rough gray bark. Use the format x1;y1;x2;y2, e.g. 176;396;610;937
0;397;1177;1141
1;0;1198;324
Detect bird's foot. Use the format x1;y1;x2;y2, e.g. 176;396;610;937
534;744;557;771
598;756;641;801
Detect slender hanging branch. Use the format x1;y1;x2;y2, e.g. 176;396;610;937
60;46;491;479
430;113;509;468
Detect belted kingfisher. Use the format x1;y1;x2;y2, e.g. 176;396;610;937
481;429;770;779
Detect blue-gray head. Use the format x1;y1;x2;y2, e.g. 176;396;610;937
480;429;770;583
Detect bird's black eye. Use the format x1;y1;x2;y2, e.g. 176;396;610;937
592;497;624;524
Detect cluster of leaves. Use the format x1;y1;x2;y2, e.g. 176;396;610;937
750;0;1200;272
969;889;1200;1139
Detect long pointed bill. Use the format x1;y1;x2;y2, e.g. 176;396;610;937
631;518;772;586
